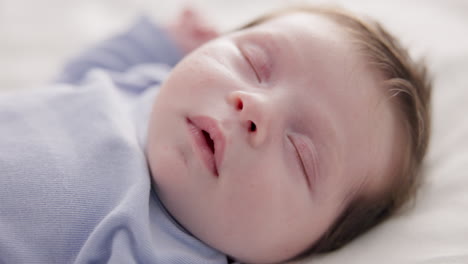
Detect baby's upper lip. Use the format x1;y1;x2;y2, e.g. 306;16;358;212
188;115;226;176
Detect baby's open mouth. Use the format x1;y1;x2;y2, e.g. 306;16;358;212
202;130;215;154
186;116;226;177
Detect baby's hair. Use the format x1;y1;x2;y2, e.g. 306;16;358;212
238;5;432;261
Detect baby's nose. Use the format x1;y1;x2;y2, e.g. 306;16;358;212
226;90;273;147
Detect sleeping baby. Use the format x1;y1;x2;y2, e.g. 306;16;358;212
0;5;431;264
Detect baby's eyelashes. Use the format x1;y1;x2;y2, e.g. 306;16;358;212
241;46;261;82
239;42;272;84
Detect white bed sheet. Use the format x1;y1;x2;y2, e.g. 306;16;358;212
1;0;467;263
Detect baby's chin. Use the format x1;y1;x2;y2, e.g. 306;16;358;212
186;221;308;264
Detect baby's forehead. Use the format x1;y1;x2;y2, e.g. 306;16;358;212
234;11;357;62
240;11;346;39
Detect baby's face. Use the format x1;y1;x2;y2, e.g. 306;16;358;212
147;12;402;263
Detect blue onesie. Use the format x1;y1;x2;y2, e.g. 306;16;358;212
0;17;229;263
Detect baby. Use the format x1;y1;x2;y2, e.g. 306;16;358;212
0;5;431;264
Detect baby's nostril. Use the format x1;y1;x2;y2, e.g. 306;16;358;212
249;121;256;132
237;100;243;110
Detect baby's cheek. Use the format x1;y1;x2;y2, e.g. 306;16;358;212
227;162;286;210
148;147;188;199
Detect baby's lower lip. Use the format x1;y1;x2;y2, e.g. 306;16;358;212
186;118;219;177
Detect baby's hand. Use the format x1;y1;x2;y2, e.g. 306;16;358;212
167;7;219;54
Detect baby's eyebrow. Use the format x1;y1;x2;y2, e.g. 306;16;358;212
245;29;283;63
263;31;284;62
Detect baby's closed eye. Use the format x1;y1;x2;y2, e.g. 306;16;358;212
239;42;272;84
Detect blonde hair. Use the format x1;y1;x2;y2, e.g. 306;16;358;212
239;6;432;260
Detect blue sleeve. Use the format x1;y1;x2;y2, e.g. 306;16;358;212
55;16;183;85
